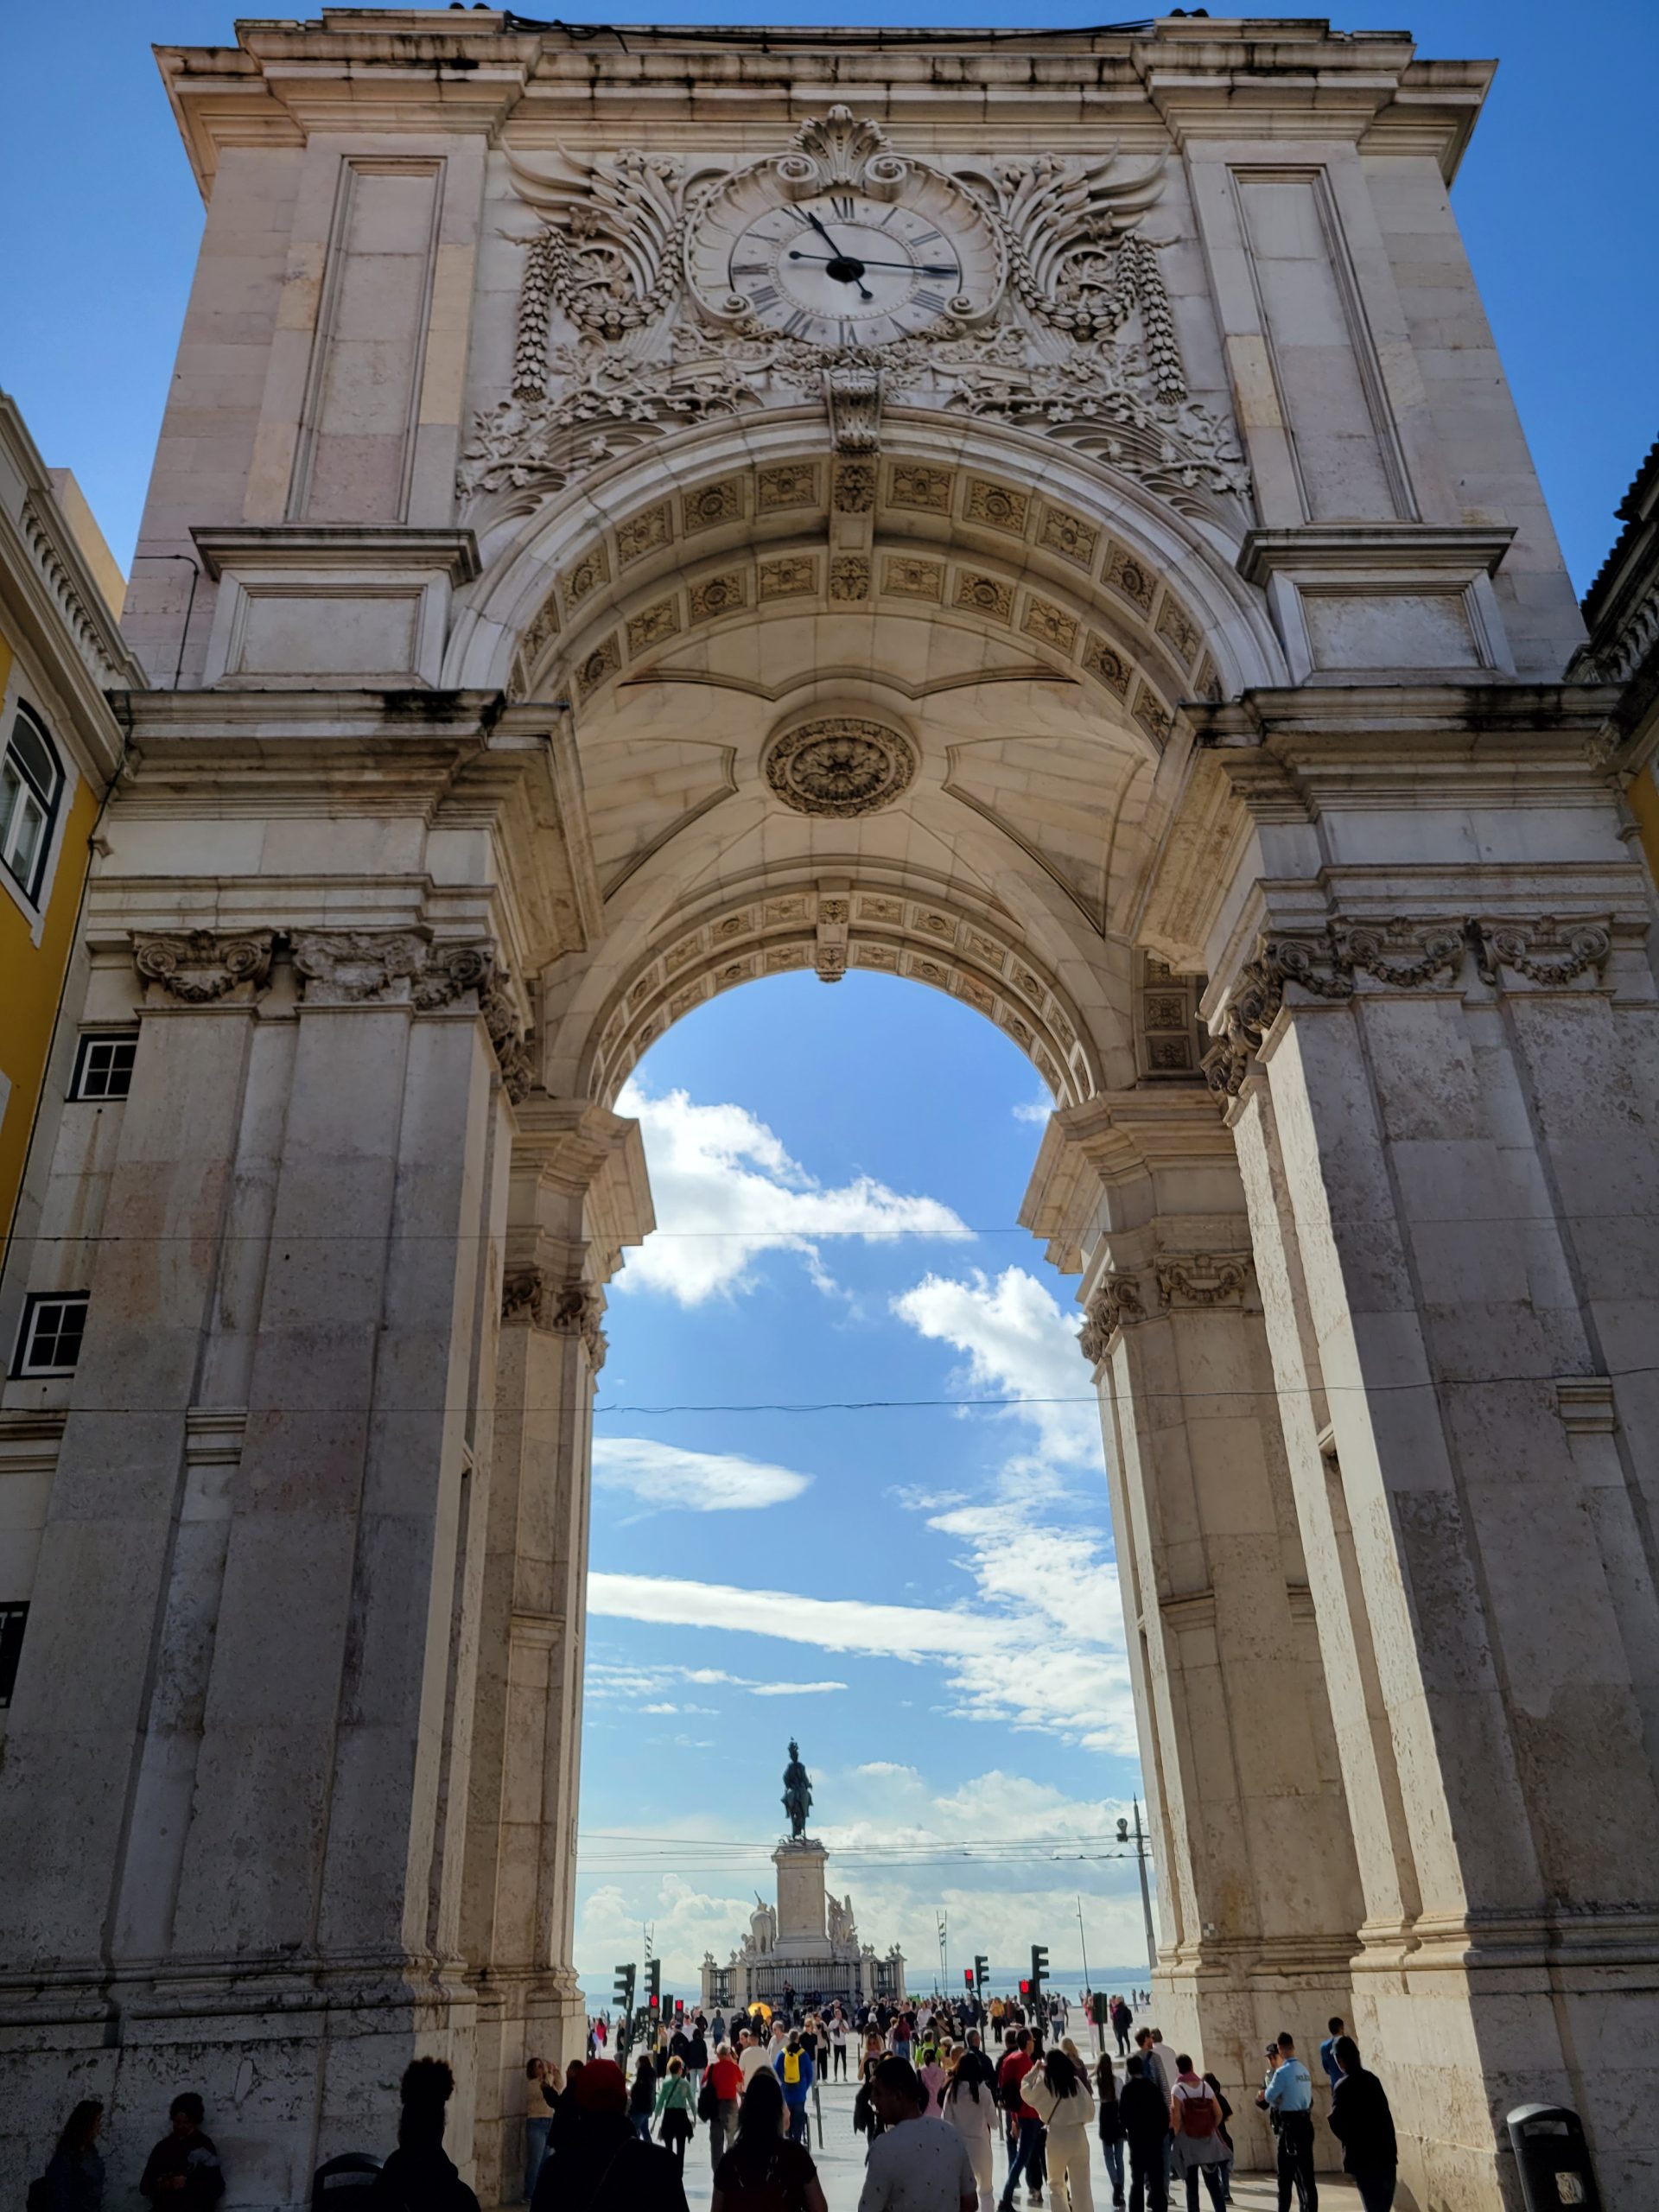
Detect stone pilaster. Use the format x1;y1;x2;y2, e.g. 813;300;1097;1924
1203;871;1659;2202
1023;1089;1362;2171
461;1096;652;2207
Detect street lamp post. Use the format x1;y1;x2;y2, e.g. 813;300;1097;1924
1116;1803;1158;1983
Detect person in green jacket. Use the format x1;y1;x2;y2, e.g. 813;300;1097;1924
655;2056;696;2171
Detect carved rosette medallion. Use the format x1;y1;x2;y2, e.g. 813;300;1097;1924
763;717;918;818
133;930;274;1004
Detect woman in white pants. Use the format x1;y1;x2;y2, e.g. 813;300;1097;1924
1023;2046;1097;2212
943;2044;999;2212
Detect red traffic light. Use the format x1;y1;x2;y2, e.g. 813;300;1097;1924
963;1968;975;1987
1019;1979;1030;1995
648;1993;659;2009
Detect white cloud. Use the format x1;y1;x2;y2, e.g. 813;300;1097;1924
891;1264;1097;1465
593;1436;812;1512
589;1570;995;1659
588;1658;848;1707
1013;1096;1052;1125
747;1680;845;1697
613;1079;969;1304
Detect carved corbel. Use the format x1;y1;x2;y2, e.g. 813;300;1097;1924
1078;1275;1147;1364
823;364;880;455
291;929;430;1006
413;942;495;1010
481;977;537;1103
132;929;274;1004
501;1267;607;1367
1471;916;1613;989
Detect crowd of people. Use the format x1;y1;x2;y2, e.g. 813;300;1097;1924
23;1997;1398;2212
516;1991;1400;2212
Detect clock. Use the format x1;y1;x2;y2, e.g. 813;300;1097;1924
687;161;1003;349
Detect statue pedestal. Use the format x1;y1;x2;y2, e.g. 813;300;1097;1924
772;1838;828;1948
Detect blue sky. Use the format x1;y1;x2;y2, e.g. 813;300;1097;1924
5;0;1655;1998
3;0;1656;592
582;973;1147;1995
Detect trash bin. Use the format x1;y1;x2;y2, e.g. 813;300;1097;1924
311;2152;383;2212
1506;2105;1601;2211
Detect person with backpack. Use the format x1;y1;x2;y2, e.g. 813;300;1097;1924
366;2060;477;2212
31;2100;105;2212
1199;2076;1233;2204
1096;2055;1126;2211
655;2056;696;2169
702;2042;746;2171
1021;2048;1095;2212
712;2069;828;2212
995;2031;1045;2211
1169;2057;1226;2212
775;2031;815;2145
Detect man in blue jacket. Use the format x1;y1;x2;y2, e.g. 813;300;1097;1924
775;2031;815;2145
1256;2033;1317;2212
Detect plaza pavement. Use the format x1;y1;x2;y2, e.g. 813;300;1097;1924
669;2074;1366;2212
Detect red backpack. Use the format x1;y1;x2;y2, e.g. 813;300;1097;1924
1178;2084;1218;2139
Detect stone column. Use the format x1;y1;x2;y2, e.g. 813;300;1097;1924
1205;898;1659;2210
1024;1090;1363;2168
461;1098;651;2207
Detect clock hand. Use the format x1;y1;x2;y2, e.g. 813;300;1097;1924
792;213;874;300
789;251;961;279
802;208;846;256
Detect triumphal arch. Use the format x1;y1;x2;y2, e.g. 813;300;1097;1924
2;13;1655;2209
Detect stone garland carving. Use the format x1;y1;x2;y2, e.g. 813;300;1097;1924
461;113;1248;524
762;717;918;818
128;929;534;1096
1078;1274;1146;1364
500;1268;607;1367
133;929;275;1003
1154;1254;1251;1308
291;930;429;1005
1201;917;1616;1096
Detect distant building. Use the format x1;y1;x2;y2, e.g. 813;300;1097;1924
702;1826;905;2013
0;394;142;1259
1573;438;1659;880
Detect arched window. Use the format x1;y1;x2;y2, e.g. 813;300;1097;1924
0;704;65;904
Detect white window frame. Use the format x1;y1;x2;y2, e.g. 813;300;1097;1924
0;702;66;908
12;1292;90;1378
70;1030;139;1103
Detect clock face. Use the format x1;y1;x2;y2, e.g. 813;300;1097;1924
688;168;1003;347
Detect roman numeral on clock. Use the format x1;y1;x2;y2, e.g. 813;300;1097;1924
747;283;779;309
830;195;855;219
732;262;770;276
913;289;948;315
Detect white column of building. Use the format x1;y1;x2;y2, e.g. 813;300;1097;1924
463;1098;651;2207
1024;1089;1363;2166
1194;716;1659;2207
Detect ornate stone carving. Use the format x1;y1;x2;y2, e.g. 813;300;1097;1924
1155;1253;1251;1308
480;978;536;1103
133;929;274;1004
412;943;495;1011
1471;916;1613;988
292;930;429;1005
462;114;1249;526
1201;921;1469;1096
1079;1275;1146;1363
501;1268;607;1366
763;718;918;818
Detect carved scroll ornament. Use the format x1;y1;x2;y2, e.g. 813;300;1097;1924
1078;1274;1146;1364
133;929;274;1004
1202;915;1618;1096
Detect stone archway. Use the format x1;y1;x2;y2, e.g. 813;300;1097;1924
3;20;1656;2212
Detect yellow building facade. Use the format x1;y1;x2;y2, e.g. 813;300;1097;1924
0;393;143;1262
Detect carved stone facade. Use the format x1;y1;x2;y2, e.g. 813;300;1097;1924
0;20;1650;2212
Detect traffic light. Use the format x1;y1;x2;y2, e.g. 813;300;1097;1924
674;1998;684;2019
1030;1944;1049;1999
613;1962;636;2015
974;1954;989;1999
646;1958;661;2012
1018;1978;1031;1997
1091;1991;1111;2029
